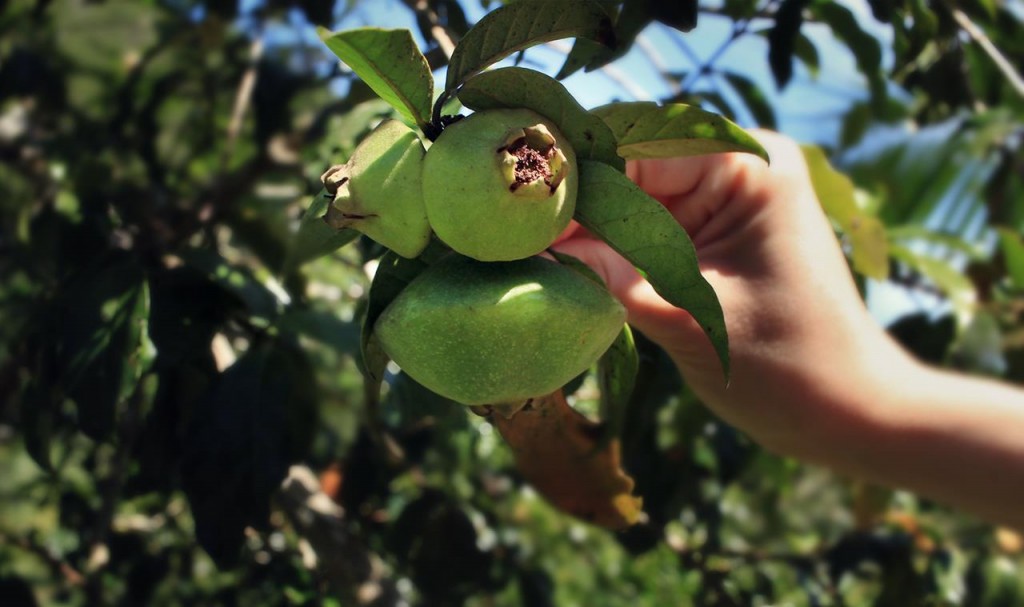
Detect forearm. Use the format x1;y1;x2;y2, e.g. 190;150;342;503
823;355;1024;530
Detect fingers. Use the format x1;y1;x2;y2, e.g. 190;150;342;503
624;130;814;243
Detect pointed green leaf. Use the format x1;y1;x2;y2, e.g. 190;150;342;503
575;160;729;377
996;227;1024;289
766;0;809;89
284;188;360;274
318;27;433;129
802;145;889;280
556;0;652;79
591;102;769;162
458;67;624;170
180;248;282;320
722;72;777;128
598;324;638;445
556;38;614;80
59;254;152;441
444;0;615;92
890;244;977;328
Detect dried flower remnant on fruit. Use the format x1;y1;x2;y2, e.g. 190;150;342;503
497;124;568;197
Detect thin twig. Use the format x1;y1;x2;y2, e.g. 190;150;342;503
401;0;457;59
221;36;265;171
948;6;1024;99
679;18;751;94
278;466;401;605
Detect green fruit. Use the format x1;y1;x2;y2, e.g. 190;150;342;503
375;255;625;405
422;109;577;262
323;119;430;259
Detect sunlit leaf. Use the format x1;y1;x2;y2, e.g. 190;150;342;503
575;160;730;377
481;390;642;529
803;145;889;279
318;27;433;129
444;0;615;92
458;67;623;169
591;102;768;161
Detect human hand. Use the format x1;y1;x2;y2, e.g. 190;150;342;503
555;131;1024;529
554;131;912;458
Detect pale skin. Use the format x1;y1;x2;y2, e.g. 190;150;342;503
554;131;1024;531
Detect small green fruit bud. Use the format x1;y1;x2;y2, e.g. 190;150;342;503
322;119;430;259
422;109;577;262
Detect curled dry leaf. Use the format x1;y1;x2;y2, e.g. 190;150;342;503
476;390;642;530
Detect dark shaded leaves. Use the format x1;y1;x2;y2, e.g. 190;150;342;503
767;0;809;89
181;339;318;568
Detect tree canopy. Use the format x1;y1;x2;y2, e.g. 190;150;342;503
1;0;1022;605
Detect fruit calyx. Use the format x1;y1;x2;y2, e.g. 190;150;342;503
497;124;568;197
321;168;378;226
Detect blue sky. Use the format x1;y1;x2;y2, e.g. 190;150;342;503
320;0;884;145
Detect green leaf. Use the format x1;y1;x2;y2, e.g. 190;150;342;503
721;72;777;128
317;27;433;129
444;0;615;93
766;0;809;89
802;145;889;280
574;160;729;377
890;244;977;328
887;226;987;261
996;227;1024;289
285;189;364;275
813;2;885;106
59;254;153;441
179;248;282;321
556;0;653;79
277;307;360;356
598;324;638;445
361;241;451;383
458;67;624;170
794;31;820;76
556;38;615;81
591;102;769;162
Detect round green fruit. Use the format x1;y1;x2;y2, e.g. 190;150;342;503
375;255;625;405
322;119;430;259
422;109;577;262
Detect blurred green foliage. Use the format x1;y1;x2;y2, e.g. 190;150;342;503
1;0;1022;605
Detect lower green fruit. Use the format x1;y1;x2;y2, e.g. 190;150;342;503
375;255;626;405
